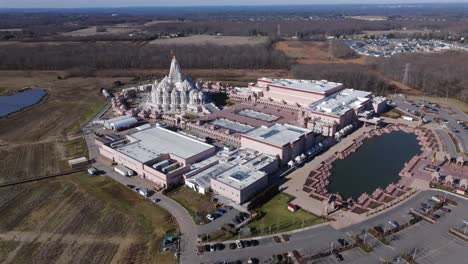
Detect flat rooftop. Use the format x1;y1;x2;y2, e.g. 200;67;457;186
186;149;276;190
237;109;279;122
117;126;214;163
210;118;254;133
308;89;372;117
259;78;343;94
242;124;312;148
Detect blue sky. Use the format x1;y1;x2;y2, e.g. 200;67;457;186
0;0;467;8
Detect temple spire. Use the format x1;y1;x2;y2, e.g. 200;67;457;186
168;56;183;83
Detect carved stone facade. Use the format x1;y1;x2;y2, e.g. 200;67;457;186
150;57;204;113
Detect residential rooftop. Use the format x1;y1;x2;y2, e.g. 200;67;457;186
242;124;312;147
308;88;372;117
258;78;343;94
116;126;215;163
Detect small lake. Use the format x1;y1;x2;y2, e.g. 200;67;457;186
0;88;47;117
327;131;422;200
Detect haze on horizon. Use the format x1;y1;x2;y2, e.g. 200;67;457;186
1;0;468;8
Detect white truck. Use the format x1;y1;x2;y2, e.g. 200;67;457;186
114;165;134;177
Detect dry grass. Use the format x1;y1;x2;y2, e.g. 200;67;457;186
166;186;217;224
149;35;269;46
274;40;368;65
0;174;177;264
61;25;138;37
0;71;176;263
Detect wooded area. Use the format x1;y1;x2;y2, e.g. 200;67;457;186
0;42;291;70
372;51;468;100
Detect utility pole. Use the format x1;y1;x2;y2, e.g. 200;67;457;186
330;241;334;253
363;232;368;244
413;248;417;260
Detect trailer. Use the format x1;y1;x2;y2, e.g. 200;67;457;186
68;157;89;168
114;165;134;177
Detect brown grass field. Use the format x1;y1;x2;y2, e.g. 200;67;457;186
148;35;269;46
0;174;177;264
0;71;177;263
274;40;369;65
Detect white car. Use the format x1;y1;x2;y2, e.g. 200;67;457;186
236;240;243;249
206;214;215;221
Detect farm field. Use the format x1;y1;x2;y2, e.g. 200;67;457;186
61;25;139;36
149;35;269;46
0;71;132;183
0;174;177;264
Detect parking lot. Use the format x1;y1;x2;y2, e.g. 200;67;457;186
390;96;468;155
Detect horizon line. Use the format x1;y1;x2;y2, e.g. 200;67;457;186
1;2;468;10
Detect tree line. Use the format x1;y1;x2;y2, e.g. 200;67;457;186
0;42;292;70
292;51;468;101
371;51;468;101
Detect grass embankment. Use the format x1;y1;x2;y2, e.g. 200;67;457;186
64;101;105;135
166;186;217;224
248;193;324;236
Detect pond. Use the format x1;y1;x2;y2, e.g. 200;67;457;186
327;131;422;200
0;88;47;117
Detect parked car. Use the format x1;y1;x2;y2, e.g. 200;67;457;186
210;244;215;251
250;240;259;246
126;184;135;189
243;240;251;247
235;240;243;249
215;243;225;251
441;207;451;213
216;209;227;215
229;243;237;249
337;238;349;247
333;252;344;262
152;197;161;203
388;220;400;228
206;214;215;221
204;244;210;252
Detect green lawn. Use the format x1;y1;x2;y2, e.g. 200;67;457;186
381;108;404;119
166;186;217;224
248;193;324;236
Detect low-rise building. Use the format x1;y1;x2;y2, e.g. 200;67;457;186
248;78;344;107
184;149;279;203
98;126;216;187
306;89;372;136
240;124;315;165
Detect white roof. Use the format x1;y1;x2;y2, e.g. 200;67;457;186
117;127;214;163
185;149;276;190
308;88;372;116
242;124;312;147
259;78;342;94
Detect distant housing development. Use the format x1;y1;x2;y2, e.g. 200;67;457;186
347;38;468;57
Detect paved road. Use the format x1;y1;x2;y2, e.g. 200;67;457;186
198;190;468;264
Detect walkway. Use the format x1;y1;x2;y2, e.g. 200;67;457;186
280;125;373;216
